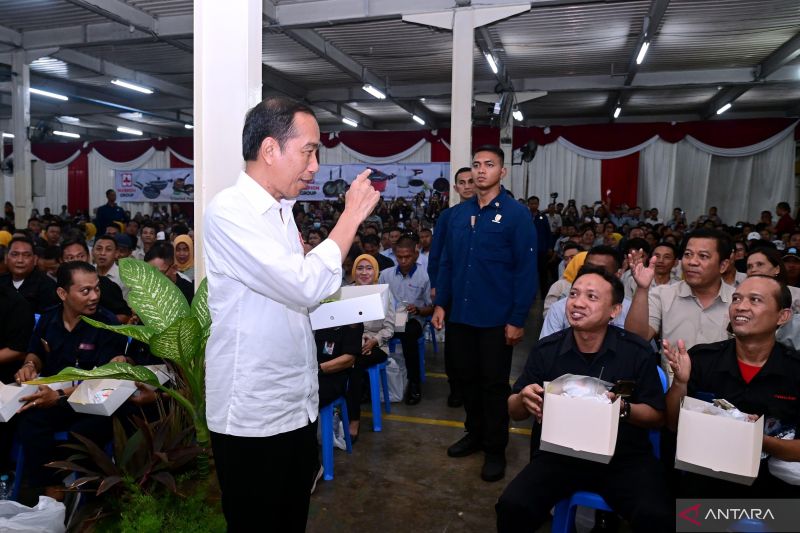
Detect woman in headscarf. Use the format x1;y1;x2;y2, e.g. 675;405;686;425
346;253;395;441
173;235;194;282
543;250;587;317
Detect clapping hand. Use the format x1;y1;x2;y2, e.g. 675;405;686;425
628;250;656;289
663;338;691;385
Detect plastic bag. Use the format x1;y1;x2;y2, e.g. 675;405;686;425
769;457;800;485
0;496;66;533
381;355;407;403
683;400;756;422
332;409;346;451
548;374;614;404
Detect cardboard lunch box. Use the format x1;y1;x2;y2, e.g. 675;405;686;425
142;364;173;391
675;396;764;485
0;383;37;422
68;379;137;416
309;284;389;330
539;378;621;464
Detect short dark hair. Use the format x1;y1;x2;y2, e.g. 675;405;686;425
574;264;624;305
621;238;650;257
653;241;678;257
454;167;472;179
778;201;791;212
144;242;175;263
61;238;89;259
45;221;61;231
394;236;417;251
419;227;432;236
361;234;380;247
242;97;316;161
747;247;788;283
562;241;581;253
685;228;733;260
56;261;96;290
744;274;792;310
587;245;623;272
307;229;323;240
9;236;34;252
528;196;540;202
472;144;504;166
142;221;158;232
94;235;117;249
171;224;190;237
105;189;115;196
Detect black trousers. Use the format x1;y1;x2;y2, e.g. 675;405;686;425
210;422;317;533
346;347;388;422
318;369;350;408
496;451;673;533
442;307;460;396
448;322;512;454
537;253;550;300
16;402;112;488
392;318;423;385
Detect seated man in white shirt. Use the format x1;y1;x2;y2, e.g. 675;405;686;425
540;246;630;339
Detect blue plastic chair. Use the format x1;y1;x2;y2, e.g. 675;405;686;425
551;367;669;533
424;317;438;355
319;396;352;481
388;335;426;383
11;431;69;502
366;361;391;432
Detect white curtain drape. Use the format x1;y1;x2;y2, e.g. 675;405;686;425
557;135;659;160
319;140;431;164
637;135;795;223
512;141;602;205
33;165;69;214
684;120;798;158
88;147;169;217
167;147;193;166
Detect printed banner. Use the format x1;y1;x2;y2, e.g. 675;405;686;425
115;168;194;203
300;163;451;201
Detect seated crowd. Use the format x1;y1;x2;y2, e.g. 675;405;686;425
3;189;800;531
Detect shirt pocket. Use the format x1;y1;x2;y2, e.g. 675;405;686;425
476;224;513;264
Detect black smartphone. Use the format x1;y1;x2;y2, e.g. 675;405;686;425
610;380;636;397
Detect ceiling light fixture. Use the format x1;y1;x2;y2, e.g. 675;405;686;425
362;84;386;100
485;53;499;74
1;133;13;138
342;117;358;128
53;130;80;139
116;126;143;136
512;109;524;122
111;79;154;94
412;114;426;126
30;87;68;101
716;103;732;115
58;116;80;123
614;106;622;119
184;124;194;130
635;41;650;65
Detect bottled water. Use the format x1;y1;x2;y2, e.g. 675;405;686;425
0;474;10;500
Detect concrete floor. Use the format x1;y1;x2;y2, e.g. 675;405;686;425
307;304;548;533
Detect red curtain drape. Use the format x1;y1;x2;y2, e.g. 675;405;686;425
67;152;89;215
601;153;639;209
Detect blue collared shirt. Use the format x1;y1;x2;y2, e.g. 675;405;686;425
427;206;453;291
378;262;432;325
434;187;538;328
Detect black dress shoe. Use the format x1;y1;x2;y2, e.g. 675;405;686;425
480;453;506;482
404;382;421;405
447;433;482;457
446;392;463;408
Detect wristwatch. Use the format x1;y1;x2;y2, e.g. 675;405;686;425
57;389;67;402
619;398;631;419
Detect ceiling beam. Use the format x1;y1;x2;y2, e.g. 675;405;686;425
65;0;157;32
283;28;437;127
19;15;191;48
609;0;670;119
81;113;183;137
50;48;192;100
0;23;21;47
756;30;800;80
475;27;512;91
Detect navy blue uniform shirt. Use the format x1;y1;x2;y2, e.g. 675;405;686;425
28;305;126;377
434;187;537;328
531;210;553;253
427;205;452;291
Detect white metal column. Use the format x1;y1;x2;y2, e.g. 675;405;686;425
11;49;32;224
193;0;262;282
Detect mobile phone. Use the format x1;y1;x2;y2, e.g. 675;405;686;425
610;380;636;397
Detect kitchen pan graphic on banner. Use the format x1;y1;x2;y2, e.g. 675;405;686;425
300;163;450;201
116;168;194;202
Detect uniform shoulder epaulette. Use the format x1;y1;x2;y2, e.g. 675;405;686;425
537;328;567;347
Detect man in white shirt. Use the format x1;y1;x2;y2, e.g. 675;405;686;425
203;97;379;532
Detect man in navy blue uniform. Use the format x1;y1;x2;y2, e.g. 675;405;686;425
94;188;128;236
432;145;538;482
14;261;128;500
527;195;553;299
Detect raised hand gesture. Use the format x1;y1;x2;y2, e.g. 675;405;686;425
663;338;691;385
628;250;655;289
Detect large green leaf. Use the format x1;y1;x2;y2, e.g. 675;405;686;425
119;258;190;332
27;362;160;388
81;317;157;345
149;316;201;368
191;277;210;331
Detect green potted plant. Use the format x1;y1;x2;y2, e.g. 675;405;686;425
29;258;212;473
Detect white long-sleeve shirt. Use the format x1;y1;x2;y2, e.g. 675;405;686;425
203;171;342;437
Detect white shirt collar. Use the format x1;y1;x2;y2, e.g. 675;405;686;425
236;171;297;215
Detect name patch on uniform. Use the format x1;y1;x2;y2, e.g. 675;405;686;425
78;343;95;351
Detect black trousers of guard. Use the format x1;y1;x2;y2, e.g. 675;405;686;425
496;450;674;533
447;322;512;454
210;422;317;533
392;318;423;385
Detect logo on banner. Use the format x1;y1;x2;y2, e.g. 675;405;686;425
121;172;133;187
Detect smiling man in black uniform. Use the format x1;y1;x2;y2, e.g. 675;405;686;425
496;265;672;533
665;274;800;497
